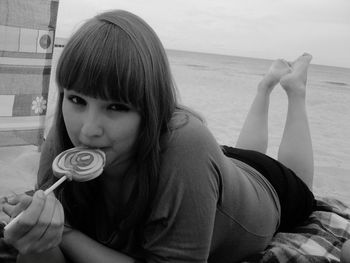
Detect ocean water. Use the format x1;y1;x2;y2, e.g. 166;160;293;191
47;48;350;203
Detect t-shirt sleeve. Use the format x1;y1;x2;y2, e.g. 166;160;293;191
142;118;224;262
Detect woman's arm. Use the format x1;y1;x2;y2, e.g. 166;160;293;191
17;247;66;263
60;227;135;263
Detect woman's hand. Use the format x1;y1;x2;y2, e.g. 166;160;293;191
2;190;64;255
1;196;11;225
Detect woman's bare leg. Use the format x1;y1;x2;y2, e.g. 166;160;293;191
236;59;291;154
278;53;314;188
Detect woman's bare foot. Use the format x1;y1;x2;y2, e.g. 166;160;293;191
259;59;292;94
280;53;312;97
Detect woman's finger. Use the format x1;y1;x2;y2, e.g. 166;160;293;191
2;194;32;218
0;210;11;224
2;203;16;218
10;195;64;254
4;190;46;244
24;199;64;254
0;197;11;225
5;193;30;205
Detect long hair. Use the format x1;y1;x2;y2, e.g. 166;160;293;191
38;10;178;247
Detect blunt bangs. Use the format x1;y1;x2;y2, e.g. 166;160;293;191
56;18;145;108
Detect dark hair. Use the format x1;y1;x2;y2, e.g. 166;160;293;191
39;10;178;247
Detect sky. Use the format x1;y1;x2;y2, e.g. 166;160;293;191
55;0;350;68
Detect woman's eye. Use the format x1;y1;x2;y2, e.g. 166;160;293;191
68;95;86;105
108;104;130;112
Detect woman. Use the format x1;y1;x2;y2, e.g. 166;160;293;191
3;10;315;263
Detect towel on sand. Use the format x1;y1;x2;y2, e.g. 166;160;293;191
254;197;350;263
1;197;350;262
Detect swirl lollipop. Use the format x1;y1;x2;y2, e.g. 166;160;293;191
4;147;105;232
52;147;105;181
44;147;106;194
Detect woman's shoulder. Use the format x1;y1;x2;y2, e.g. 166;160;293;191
160;111;224;174
165;111;215;149
156;111;224;202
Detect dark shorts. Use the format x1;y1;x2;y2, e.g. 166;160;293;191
221;145;315;232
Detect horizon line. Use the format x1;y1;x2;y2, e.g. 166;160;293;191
54;37;350;70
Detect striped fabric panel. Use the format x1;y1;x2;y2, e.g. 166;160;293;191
0;69;51;94
0;129;45;147
0;95;15;117
0;25;55;54
0;0;59;146
0;116;46;130
0;51;53;59
0;0;59;30
13;94;48;116
0;94;49;117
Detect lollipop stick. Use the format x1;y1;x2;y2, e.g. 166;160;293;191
4;175;68;231
44;176;67;195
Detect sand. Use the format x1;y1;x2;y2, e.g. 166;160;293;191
0;145;40;196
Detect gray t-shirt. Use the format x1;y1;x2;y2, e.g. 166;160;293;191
141;113;280;262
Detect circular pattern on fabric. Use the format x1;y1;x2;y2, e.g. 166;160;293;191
39;34;52;49
52;147;106;181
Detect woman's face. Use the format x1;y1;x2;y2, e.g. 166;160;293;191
62;89;141;175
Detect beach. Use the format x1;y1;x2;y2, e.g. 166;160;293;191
1;48;350;205
168;50;350;204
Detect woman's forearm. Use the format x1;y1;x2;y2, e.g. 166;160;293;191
16;247;66;263
61;229;135;263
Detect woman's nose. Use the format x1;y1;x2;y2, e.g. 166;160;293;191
80;112;103;138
